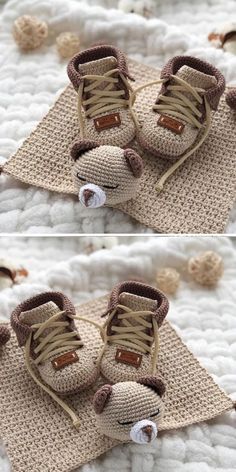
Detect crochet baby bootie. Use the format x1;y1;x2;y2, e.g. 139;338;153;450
137;56;225;191
71;140;143;208
93;376;165;443
98;281;169;384
138;56;225;160
67;45;138;147
11;292;99;395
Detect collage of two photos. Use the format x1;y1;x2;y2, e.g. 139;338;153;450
0;0;236;471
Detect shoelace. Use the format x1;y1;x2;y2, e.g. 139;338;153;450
77;68;139;137
97;304;160;375
135;75;212;192
24;310;102;429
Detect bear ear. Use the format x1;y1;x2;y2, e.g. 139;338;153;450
124;149;143;178
137;376;166;397
93;384;113;414
70;140;99;161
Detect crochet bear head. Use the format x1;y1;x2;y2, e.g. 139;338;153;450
93;376;165;443
71;140;143;208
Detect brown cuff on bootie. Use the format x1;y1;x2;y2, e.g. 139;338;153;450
11;292;76;347
104;281;169;327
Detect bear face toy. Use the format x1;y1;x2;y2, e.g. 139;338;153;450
71;140;143;208
93;376;165;443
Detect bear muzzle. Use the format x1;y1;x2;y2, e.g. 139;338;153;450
79;184;106;208
129;419;158;444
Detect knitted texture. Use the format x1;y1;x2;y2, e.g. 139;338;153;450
67;45;132;90
105;281;169;326
137;375;166;396
11;293;98;394
0;295;233;472
11;291;77;347
187;251;224;286
12;15;48;51
226;87;236;110
3;59;236;233
72;144;143;206
156;268;180;295
67;46;136;146
160;56;225;110
137;58;224;160
0;325;11;346
100;285;168;383
56;32;80;59
94;380;165;442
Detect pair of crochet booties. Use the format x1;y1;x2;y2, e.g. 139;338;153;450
67;45;225;207
10;281;169;444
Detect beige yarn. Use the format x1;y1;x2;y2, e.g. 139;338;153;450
72;145;142;206
156;268;180;295
95;380;164;441
99;293;159;384
56;32;80;59
188;251;224;286
3;60;236;233
0;295;234;472
13;15;48;52
77;57;137;146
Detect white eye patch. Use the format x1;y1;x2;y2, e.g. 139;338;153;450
130;419;157;444
79;183;106;208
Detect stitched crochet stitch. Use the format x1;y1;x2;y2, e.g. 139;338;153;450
0;295;234;472
71;141;143;207
98;281;169;384
94;376;165;442
67;45;138;146
3;60;236;233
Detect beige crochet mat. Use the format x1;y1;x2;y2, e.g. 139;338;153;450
0;295;234;472
3;60;236;233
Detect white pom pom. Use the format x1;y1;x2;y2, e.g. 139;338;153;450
130;419;157;444
79;183;106;208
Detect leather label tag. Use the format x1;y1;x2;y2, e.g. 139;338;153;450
52;351;79;370
94;113;121;131
157;115;185;134
115;348;142;368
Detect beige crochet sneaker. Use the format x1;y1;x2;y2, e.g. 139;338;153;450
137;56;225;190
11;292;101;428
98;281;169;384
11;292;99;395
67;45;138;147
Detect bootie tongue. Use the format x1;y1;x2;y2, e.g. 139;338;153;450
118;292;156;333
79;56;117;77
176;65;217;90
119;292;157;313
19;301;60;326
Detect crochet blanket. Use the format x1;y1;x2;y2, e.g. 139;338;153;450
0;0;236;233
0;235;235;471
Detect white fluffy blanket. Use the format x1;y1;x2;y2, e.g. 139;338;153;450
0;0;236;233
0;235;235;471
